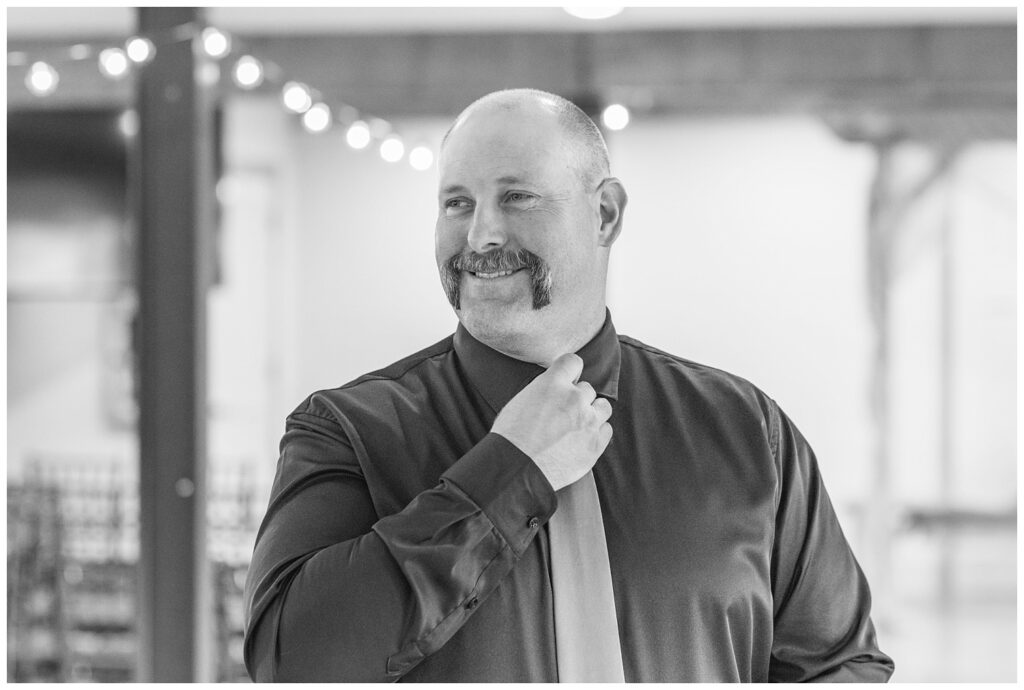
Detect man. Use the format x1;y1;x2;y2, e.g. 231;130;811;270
243;89;894;682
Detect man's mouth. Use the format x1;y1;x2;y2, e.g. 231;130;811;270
467;267;525;279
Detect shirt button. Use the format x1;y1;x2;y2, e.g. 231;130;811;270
465;596;479;610
528;516;540;529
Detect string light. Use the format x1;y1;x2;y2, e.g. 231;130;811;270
302;103;332;133
26;61;58;97
232;55;263;89
98;48;129;79
126;36;155;64
346;120;371;149
601;103;630;131
379;136;405;163
564;7;623;20
282;81;312;113
8;27;425;159
201;27;231;59
408;145;434;171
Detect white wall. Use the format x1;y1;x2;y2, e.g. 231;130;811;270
286;116;456;401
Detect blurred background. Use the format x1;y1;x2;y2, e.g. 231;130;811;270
6;5;1016;683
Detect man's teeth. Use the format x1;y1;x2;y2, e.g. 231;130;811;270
474;269;518;279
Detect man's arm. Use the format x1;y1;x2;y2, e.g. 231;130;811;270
767;400;895;682
243;406;555;682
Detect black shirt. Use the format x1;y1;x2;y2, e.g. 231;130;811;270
243;312;894;682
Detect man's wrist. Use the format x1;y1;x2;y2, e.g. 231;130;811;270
442;433;557;556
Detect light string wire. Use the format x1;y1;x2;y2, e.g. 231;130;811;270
7;21;436;170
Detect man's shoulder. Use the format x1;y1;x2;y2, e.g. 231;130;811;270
617;333;773;406
341;335;456;390
292;335;456;419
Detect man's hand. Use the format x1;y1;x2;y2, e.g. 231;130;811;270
491;353;613;491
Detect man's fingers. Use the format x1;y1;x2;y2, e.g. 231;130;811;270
592;396;613;422
550;353;584;382
576;380;596;403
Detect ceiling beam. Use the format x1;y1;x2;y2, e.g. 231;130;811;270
7;24;1015;139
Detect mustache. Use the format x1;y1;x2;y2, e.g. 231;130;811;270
440;248;552;310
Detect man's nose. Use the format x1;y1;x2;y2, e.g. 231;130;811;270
466;204;507;254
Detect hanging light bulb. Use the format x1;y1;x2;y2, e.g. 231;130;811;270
99;47;129;79
302;103;332;133
601;103;630;131
125;36;155;64
564;7;623;20
282;81;312;114
232;55;263;89
25;61;58;96
379;136;405;163
408;145;434;171
200;27;231;59
345;120;371;149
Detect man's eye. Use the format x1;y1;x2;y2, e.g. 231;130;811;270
444;199;471;214
505;192;533;203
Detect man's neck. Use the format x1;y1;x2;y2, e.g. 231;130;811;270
470;307;607;368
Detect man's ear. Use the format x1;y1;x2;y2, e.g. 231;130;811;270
597;178;628;248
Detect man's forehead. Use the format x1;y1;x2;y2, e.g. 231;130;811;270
439;145;577;189
440;173;535;194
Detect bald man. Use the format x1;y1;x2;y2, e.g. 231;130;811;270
243;89;894;682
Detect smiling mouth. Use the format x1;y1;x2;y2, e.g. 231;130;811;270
468;268;525;279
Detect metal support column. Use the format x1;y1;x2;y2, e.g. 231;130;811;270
864;142;896;615
135;7;215;682
863;139;958;620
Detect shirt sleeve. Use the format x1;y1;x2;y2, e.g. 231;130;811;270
242;403;557;682
766;400;895;682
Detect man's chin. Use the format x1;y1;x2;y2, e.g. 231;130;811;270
456;300;547;337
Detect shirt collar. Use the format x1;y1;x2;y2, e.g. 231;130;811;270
453;309;621;414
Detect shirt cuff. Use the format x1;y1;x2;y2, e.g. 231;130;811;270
441;432;557;557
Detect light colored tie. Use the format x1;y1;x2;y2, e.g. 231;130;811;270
548;469;626;682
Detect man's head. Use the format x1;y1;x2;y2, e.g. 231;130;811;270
435;88;628;364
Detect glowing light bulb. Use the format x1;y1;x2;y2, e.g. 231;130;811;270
346;120;371;150
409;146;434;171
232;55;263;89
282;81;312;114
126;36;155;63
26;61;58;96
99;48;129;79
302;103;332;133
380;136;405;163
201;27;231;58
601;103;630;131
564;6;623;20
